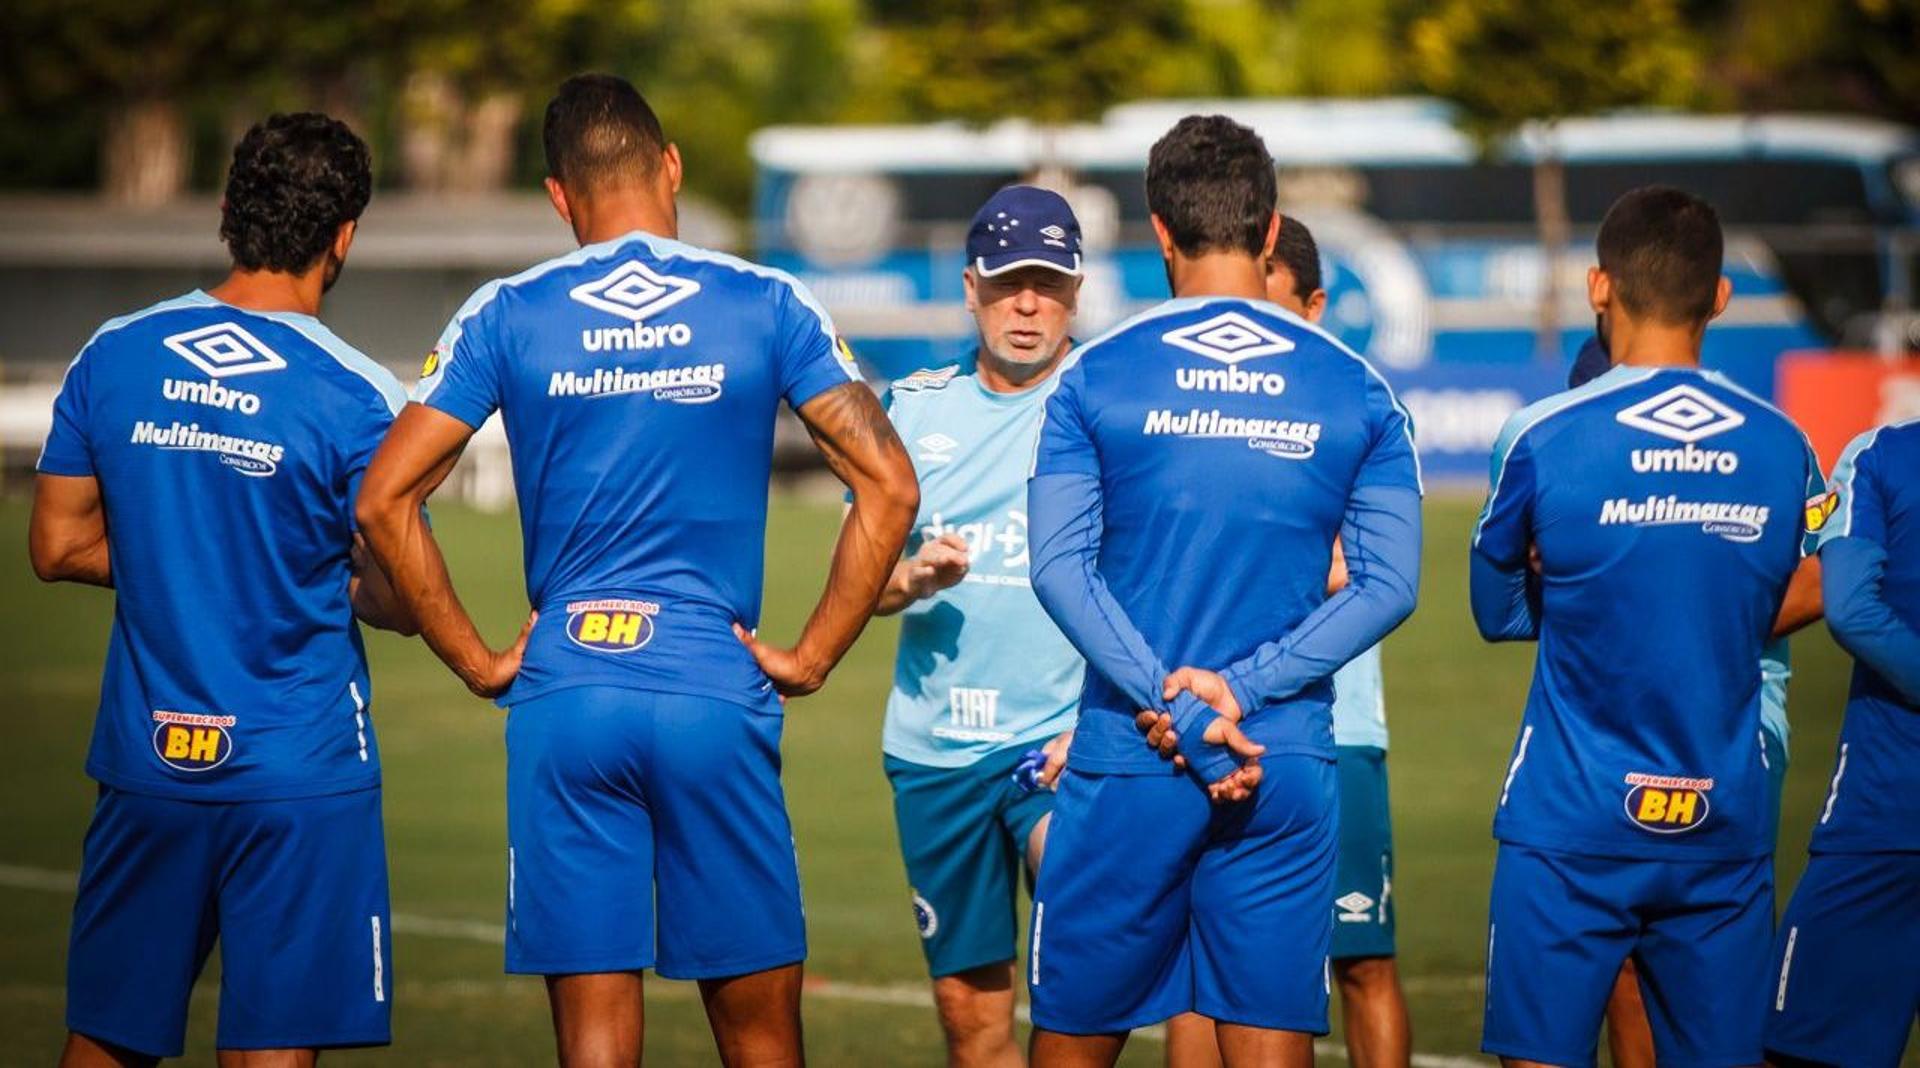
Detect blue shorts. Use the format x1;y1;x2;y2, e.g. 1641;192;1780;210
1331;745;1395;961
1028;756;1336;1036
1767;851;1920;1068
886;747;1053;978
66;786;391;1057
504;686;804;979
1483;843;1772;1068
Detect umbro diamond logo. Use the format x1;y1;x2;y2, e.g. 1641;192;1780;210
1334;891;1375;922
569;261;702;322
1615;385;1746;444
1162;312;1295;365
162;323;286;379
916;432;960;464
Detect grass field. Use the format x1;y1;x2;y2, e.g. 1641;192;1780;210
0;492;1905;1066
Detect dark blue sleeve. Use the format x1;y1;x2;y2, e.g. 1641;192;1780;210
774;280;861;410
1217;484;1422;714
1470;422;1541;641
1821;538;1920;704
37;350;95;477
1028;470;1241;784
1818;438;1920;703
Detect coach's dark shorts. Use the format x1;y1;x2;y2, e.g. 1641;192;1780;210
1331;744;1396;960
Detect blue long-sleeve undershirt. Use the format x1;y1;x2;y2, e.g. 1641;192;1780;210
1470;548;1541;642
1822;537;1920;705
1218;484;1423;714
1028;470;1241;784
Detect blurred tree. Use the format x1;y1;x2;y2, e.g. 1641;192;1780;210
1412;0;1703;356
853;0;1289;124
1712;0;1920;121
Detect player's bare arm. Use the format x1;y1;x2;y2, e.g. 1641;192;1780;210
736;380;918;696
29;474;112;588
349;532;419;636
356;403;534;697
875;532;970;615
1773;554;1822;637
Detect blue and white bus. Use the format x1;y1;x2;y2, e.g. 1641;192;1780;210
750;99;1919;479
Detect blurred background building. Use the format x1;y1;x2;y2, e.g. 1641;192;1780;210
2;0;1916;491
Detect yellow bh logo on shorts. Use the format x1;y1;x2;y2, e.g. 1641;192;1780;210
151;710;236;772
1623;772;1713;834
565;598;659;654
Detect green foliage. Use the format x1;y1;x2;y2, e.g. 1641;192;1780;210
1410;0;1704;143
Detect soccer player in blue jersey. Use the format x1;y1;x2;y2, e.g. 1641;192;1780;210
31;113;415;1067
1765;418;1920;1068
1024;116;1423;1067
1564;311;1825;1068
871;185;1085;1067
1471;186;1827;1067
356;75;918;1066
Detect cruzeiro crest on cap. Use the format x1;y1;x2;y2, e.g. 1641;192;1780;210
569;261;702;322
1162;312;1296;365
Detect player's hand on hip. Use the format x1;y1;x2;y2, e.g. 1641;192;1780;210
468;610;537;699
905;533;970;600
1163;667;1243;722
1038;729;1073;788
733;622;828;697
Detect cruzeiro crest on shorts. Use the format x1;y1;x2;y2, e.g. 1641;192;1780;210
911;890;939;939
564;598;659;654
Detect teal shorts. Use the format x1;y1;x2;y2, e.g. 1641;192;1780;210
885;746;1054;978
1332;744;1395;960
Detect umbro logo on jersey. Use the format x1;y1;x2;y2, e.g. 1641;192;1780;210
1334;892;1375;923
1615;385;1745;444
1162;312;1295;365
163;323;287;379
915;432;959;464
570;261;702;322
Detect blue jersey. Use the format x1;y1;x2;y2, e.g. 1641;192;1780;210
880;366;1083;768
1031;298;1422;775
37;292;404;802
414;231;858;707
1809;420;1920;853
1472;366;1822;860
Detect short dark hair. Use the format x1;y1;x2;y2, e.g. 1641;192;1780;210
1268;215;1322;300
1145;115;1276;258
219;113;370;274
543;73;668;189
1596;186;1723;325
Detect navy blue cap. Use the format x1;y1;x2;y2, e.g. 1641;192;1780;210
967;186;1082;277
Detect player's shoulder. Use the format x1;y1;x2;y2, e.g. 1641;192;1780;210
73;292;223;362
249;311;406;417
1834;417;1920;484
1492;365;1669;459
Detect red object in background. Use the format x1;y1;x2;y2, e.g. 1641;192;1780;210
1777;352;1920;471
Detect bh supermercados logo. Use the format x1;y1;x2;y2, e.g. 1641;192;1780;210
1623;772;1712;834
564;598;659;654
151;710;236;772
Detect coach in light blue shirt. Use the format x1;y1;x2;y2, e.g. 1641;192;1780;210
872;185;1085;1068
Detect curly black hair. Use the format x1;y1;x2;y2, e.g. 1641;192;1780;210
219;113;371;274
1145;115;1276;258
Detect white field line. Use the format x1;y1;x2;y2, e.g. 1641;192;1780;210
0;862;1488;1066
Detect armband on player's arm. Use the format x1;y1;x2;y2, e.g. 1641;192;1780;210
1821;537;1920;704
1029;470;1240;784
1216;483;1422;715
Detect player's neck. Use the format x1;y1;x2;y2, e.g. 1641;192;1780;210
1166;252;1268;303
206;267;326;318
566;194;678;247
1611;318;1707;370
